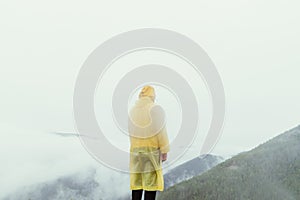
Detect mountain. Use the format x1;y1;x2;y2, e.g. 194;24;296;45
164;154;224;189
3;153;223;200
3;155;223;200
3;166;130;200
1;150;223;200
157;125;300;200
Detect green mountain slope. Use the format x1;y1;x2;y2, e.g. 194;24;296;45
158;125;300;200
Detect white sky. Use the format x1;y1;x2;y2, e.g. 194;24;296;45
0;0;300;195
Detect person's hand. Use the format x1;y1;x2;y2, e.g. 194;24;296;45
161;153;167;162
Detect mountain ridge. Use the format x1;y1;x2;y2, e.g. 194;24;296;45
157;124;300;200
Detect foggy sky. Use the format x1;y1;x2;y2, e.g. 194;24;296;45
1;0;300;197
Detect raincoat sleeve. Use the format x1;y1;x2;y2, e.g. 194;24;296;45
150;105;170;154
157;126;170;154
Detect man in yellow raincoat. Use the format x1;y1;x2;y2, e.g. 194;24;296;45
129;85;170;200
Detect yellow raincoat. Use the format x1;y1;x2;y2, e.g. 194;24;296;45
129;95;170;191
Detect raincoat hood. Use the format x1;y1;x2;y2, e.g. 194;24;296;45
139;85;156;99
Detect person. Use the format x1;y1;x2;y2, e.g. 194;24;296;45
128;85;170;200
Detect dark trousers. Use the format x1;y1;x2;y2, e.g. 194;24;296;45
132;189;156;200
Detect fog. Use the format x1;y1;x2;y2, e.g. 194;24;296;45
0;124;131;199
1;0;300;198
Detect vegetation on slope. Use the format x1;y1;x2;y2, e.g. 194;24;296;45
158;125;300;200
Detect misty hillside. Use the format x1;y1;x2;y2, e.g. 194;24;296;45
157;124;300;200
164;154;223;189
3;150;222;200
3;167;130;200
3;155;223;200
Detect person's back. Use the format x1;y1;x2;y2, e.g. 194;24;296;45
128;86;170;200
